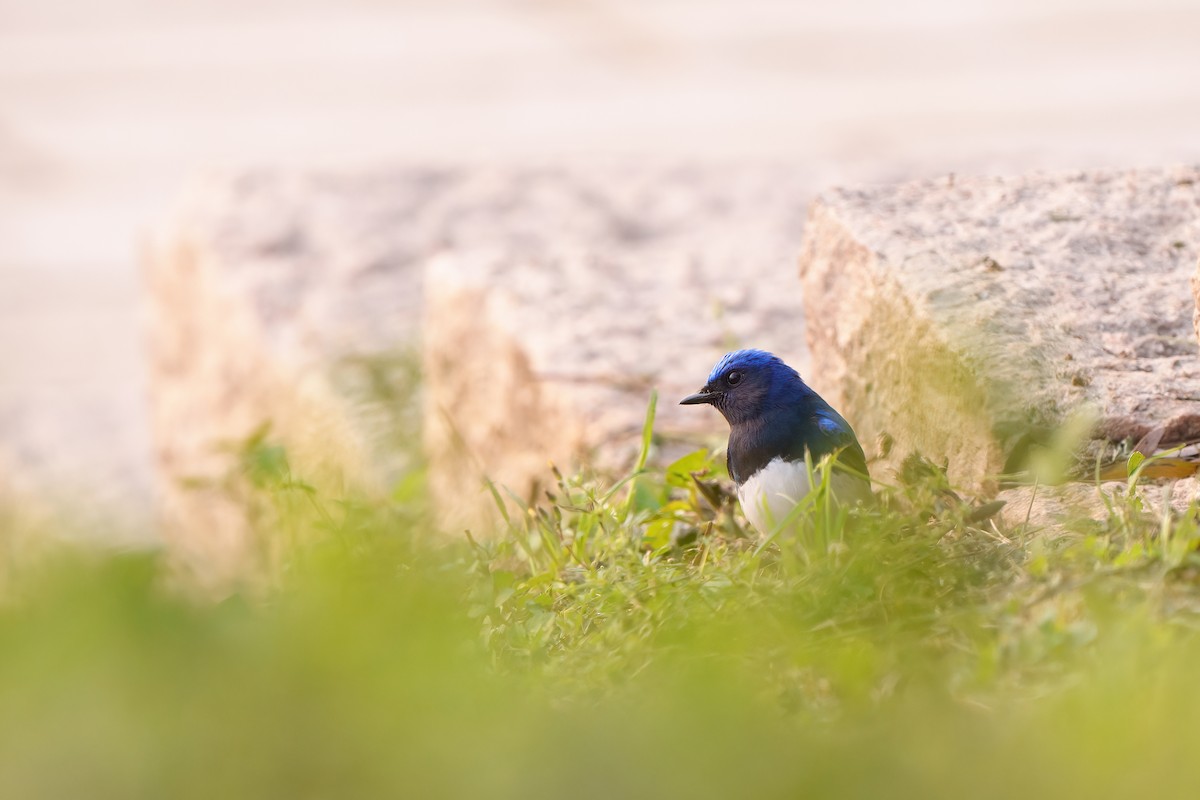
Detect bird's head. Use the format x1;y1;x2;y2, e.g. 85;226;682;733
679;349;804;425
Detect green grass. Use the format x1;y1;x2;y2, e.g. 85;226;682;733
2;396;1200;798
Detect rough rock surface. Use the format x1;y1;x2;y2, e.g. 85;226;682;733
422;165;828;532
998;478;1200;533
1193;255;1200;346
799;166;1200;489
146;164;819;574
145;170;436;582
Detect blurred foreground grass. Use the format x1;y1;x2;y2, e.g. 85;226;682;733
2;396;1200;798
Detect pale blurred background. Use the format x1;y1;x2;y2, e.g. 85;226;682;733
3;0;1200;536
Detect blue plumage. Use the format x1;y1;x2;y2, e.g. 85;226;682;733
680;349;871;532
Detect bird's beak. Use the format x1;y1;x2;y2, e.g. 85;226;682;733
679;387;718;406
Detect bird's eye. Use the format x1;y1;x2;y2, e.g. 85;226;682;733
726;370;742;386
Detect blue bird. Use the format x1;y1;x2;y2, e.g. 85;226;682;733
680;349;871;533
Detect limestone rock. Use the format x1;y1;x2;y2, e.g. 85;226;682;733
799;166;1200;490
421;165;819;532
145;169;437;583
146;164;819;574
998;478;1199;533
1193;255;1200;347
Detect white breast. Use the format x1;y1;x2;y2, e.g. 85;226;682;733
736;457;870;535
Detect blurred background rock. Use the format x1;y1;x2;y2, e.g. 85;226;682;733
3;0;1200;541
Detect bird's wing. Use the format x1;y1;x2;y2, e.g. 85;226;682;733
812;413;870;480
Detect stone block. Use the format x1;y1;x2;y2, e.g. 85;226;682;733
145;164;818;575
1193;255;1200;346
799;167;1200;489
145;169;443;582
420;165;819;532
998;478;1200;533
